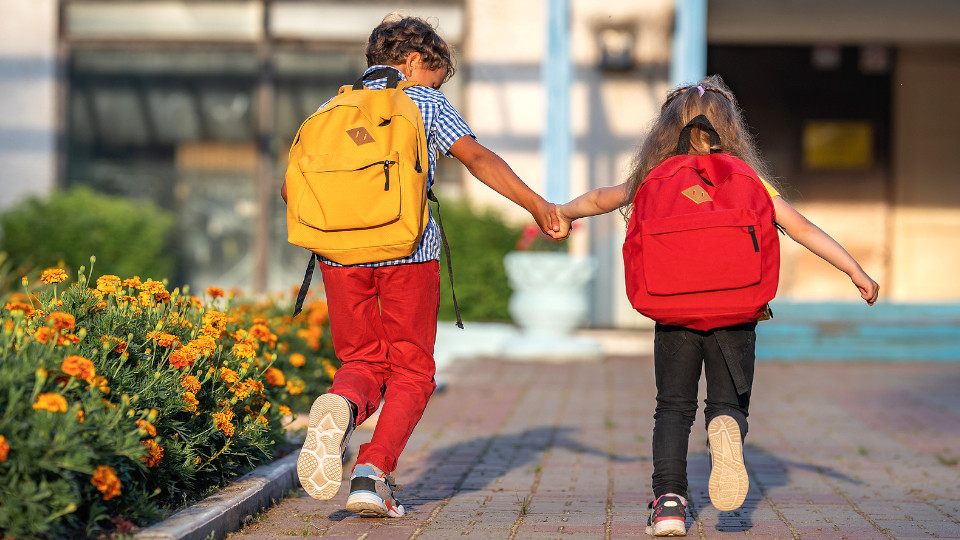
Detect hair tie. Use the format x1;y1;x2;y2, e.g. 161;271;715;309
696;84;706;97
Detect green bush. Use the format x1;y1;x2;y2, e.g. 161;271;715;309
435;199;524;323
0;186;177;283
0;263;300;538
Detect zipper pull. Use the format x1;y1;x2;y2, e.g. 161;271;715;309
748;225;759;252
383;161;392;191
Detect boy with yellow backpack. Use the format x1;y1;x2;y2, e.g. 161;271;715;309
281;14;562;517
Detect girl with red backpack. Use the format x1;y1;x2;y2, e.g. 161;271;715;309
554;75;879;536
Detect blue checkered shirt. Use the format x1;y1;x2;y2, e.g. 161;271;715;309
317;65;474;267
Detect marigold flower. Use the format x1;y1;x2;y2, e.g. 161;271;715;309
56;333;80;346
33;327;53;344
0;434;8;462
4;301;34;317
212;410;235;436
219;368;240;384
122;276;142;288
183;391;199;412
285;378;305;395
201;310;226;337
88;375;110;394
180;374;201;394
96;275;121;295
141;439;163;467
101;335;127;353
206;286;226;298
288;353;306;368
147;331;180;348
264;367;285;387
62;355;96;382
231;342;256;360
91;465;121;500
231;380;253;400
189;335;217;356
77;409;85;423
307;302;329;326
169;347;198;370
47;311;75;332
33;393;68;412
278;405;292;416
40;268;68;284
136;419;157;437
321;357;338;380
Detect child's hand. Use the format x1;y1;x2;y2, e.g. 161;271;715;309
554;203;575;240
534;202;565;240
852;271;880;306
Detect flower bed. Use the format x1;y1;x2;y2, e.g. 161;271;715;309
0;260;337;538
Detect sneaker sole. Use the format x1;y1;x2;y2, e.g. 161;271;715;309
346;491;406;518
707;415;749;511
645;519;686;536
297;394;350;500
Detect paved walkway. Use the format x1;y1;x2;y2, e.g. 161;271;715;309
231;356;960;539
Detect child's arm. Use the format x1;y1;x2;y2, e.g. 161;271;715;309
772;196;879;305
449;136;561;237
554;182;631;237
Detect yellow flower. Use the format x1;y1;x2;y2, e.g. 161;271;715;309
33;393;68;413
123;276;142;288
91;465;121;500
219;368;240;384
147;331;180;348
141;439;163;467
40;268;68;284
0;434;9;461
96;275;121;295
288;353;306;368
231;342;256;360
180;375;201;394
264;367;285;387
88;375;110;394
285;378;305;395
183;391;199;413
61;355;96;382
5;301;35;317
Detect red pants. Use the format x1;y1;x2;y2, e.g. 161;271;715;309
319;260;439;473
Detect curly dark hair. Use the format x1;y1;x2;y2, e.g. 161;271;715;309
366;14;455;81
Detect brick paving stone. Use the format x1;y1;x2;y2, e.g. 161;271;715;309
228;356;960;539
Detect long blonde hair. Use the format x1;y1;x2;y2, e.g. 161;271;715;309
620;74;773;221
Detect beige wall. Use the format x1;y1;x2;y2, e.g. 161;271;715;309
892;46;960;300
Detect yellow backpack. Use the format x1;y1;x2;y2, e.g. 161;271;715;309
285;68;430;265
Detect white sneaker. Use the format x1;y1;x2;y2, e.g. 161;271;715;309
296;394;354;500
707;415;749;511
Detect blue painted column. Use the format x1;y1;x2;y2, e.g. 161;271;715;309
670;0;707;87
543;0;571;204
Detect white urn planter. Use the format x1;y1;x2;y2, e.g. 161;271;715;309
500;251;603;361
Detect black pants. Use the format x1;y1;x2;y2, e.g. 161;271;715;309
651;322;757;499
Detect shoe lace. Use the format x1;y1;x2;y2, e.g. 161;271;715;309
383;473;403;492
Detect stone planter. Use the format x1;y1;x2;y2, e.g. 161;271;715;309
500;251;603;361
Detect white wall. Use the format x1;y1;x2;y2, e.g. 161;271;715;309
0;0;59;210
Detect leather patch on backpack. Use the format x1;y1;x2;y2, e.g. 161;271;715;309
346;127;375;146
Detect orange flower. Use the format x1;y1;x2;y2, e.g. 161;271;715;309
61;355;96;382
91;465;121;500
96;275;121;295
278;405;292;416
321;357;338;380
180;374;201;394
0;434;8;462
189;335;217;356
77;409;85;423
33;393;68;412
141;439;163;467
201;310;226;337
231;343;255;360
88;375;110;394
4;301;34;317
206;286;226;298
264;367;285;387
33;327;53;344
123;276;142;288
136;419;157;437
307;302;329;326
169;347;198;370
101;335;127;353
288;353;306;368
183;391;199;412
212;410;235;436
47;311;75;332
147;331;180;348
40;268;68;284
219;367;240;384
285;378;305;395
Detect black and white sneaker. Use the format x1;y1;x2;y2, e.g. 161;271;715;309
296;394;354;500
645;493;687;536
346;464;406;517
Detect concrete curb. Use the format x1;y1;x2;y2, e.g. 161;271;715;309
135;452;299;540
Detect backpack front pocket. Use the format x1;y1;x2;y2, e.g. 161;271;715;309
639;208;762;295
297;152;401;231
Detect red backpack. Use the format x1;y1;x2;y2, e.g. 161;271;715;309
622;115;779;331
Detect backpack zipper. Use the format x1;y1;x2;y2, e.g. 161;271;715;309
748;225;759;252
356;160;396;191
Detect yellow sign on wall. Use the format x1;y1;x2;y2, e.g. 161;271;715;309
803;120;874;169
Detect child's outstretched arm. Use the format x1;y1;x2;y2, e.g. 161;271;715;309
554;182;631;238
449;136;561;238
772;196;879;305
